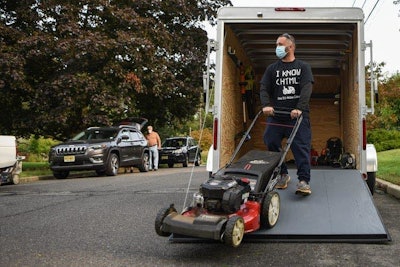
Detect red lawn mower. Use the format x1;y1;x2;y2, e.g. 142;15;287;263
155;109;302;247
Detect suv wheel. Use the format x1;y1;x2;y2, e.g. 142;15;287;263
106;153;119;176
96;170;106;176
195;153;201;166
53;171;69;179
138;152;150;172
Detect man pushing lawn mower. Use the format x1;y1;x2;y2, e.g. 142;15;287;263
260;33;314;196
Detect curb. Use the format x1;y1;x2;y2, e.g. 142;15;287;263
19;175;53;183
376;178;400;199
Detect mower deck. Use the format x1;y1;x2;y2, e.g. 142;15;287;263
171;169;391;243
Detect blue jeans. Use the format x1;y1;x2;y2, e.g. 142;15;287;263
263;117;311;183
149;145;159;170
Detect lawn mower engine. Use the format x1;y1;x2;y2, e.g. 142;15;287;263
199;176;251;213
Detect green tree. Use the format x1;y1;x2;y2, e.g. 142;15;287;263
0;0;231;139
366;62;400;130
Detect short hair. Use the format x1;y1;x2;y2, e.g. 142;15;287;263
280;33;296;46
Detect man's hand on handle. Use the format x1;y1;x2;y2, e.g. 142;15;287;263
290;109;302;119
263;106;302;119
262;106;274;116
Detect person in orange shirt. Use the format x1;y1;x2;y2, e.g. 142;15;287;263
146;125;161;171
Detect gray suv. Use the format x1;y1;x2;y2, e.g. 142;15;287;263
49;124;149;179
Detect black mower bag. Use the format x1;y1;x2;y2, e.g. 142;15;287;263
201;150;282;214
218;150;282;193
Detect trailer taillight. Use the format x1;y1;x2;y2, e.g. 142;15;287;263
362;118;367;150
213;118;218;150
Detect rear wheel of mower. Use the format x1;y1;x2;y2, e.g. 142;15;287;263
223;215;245;247
261;191;280;229
155;206;177;237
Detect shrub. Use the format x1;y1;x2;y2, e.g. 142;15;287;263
367;129;400;152
18;136;60;162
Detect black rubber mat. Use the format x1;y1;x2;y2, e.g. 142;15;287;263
244;169;391;242
171;169;391;243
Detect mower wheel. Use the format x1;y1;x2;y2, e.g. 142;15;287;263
223;215;245;248
155;205;177;237
261;191;280;229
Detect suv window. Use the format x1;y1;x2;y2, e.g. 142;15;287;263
73;128;118;141
189;138;195;146
129;131;143;141
119;129;131;140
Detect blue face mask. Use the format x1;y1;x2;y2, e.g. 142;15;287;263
275;45;287;59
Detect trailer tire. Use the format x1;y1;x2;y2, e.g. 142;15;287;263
261;191;280;229
155;206;177;236
223;215;244;247
367;172;376;195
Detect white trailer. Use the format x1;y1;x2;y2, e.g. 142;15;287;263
206;6;378;193
197;6;390;243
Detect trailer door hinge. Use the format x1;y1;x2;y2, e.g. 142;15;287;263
362;41;371;52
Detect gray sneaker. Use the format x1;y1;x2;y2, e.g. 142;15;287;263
296;180;312;196
275;174;290;189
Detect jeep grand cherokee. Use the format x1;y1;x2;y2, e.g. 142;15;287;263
49;124;149;179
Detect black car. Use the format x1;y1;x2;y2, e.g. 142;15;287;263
159;137;202;168
49;123;149;179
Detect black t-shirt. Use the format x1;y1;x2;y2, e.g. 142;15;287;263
260;59;314;119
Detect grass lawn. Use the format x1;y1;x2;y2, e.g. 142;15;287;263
20;162;51;177
377;149;400;186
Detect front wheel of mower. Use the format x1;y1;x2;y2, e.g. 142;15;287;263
223;215;245;248
155;206;177;237
261;191;280;229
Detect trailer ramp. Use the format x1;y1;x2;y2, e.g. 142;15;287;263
245;169;391;242
171;169;391;243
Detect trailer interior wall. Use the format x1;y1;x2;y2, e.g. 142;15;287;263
220;26;253;165
219;22;360;168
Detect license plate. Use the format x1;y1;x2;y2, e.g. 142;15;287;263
162;155;168;160
64;155;75;162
